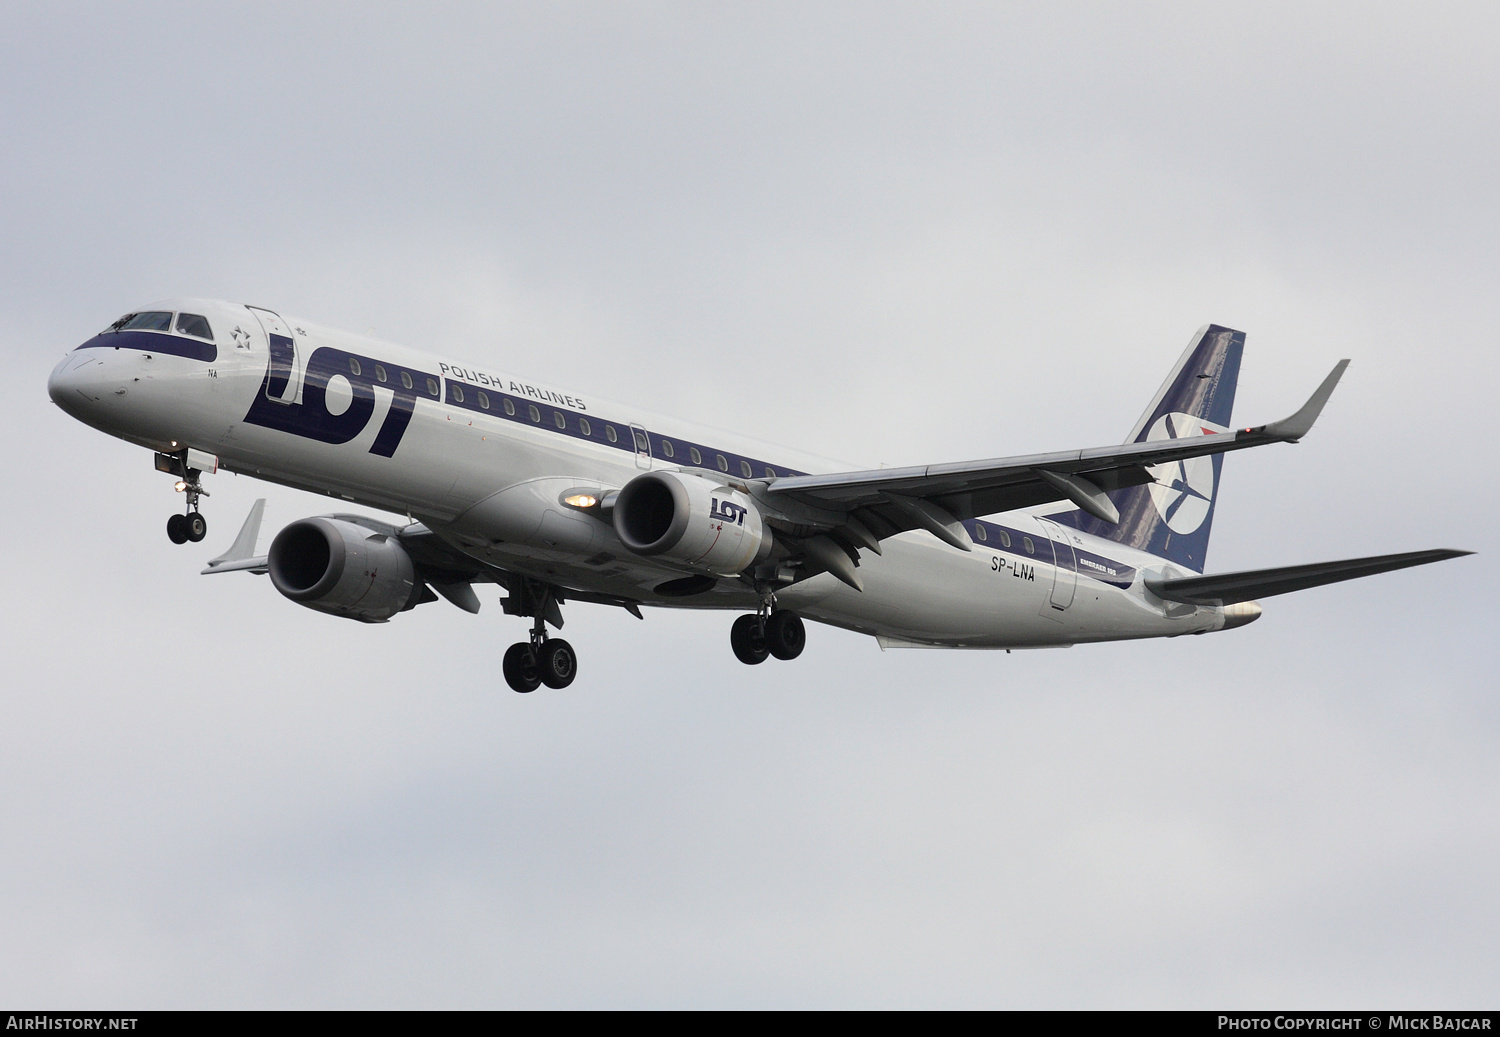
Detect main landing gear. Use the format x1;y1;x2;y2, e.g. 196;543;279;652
730;609;805;665
503;629;578;694
501;578;577;694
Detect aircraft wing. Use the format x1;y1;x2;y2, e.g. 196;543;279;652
762;360;1350;551
201;498;269;574
1145;549;1473;606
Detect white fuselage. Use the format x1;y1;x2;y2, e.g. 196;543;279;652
49;298;1231;647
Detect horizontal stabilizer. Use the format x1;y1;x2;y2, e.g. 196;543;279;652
1147;548;1472;605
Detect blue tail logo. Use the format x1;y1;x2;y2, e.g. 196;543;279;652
1054;324;1244;572
1143;412;1229;535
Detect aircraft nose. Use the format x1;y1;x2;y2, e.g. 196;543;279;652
48;350;113;419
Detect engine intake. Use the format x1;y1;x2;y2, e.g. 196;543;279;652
268;517;418;622
613;471;772;576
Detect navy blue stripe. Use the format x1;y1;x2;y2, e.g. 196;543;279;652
76;330;217;363
442;377;805;480
963;518;1135;588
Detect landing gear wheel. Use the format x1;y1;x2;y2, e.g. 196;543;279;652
185;513;207;543
731;614;770;665
765;610;806;660
166;513;188;544
503;642;541;694
537;639;577;689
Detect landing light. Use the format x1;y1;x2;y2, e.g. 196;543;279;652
564;494;598;509
174;480;188;492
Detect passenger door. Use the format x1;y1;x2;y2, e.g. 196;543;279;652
247;306;301;405
630;423;652;469
1036;516;1078;612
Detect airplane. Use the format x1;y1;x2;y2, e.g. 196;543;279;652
47;299;1470;693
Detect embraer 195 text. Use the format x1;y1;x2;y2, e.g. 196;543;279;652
48;301;1469;692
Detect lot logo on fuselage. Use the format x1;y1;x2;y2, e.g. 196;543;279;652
242;341;439;457
1144;412;1227;534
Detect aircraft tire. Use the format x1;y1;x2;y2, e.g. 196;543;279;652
167;513;189;544
503;642;541;693
538;639;577;689
186;513;208;543
765;611;805;660
730;614;770;665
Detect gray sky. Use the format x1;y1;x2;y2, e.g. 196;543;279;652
2;1;1495;1008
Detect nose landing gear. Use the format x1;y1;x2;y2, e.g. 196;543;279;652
156;450;210;545
166;510;207;544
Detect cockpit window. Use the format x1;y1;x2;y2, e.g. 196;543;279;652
175;313;213;340
109;311;172;333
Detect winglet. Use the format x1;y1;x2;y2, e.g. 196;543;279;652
202;499;269;575
1258;359;1349;441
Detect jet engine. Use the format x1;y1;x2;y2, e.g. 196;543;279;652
613;471;773;576
268;517;419;622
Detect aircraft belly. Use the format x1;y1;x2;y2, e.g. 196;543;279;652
804;532;1064;647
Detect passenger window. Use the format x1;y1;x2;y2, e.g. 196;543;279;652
661;440;674;458
554;412;566;429
976;524;987;542
426;377;439;397
451;384;464;404
504;399;515;416
606;425;618;443
633;430;649;452
176;313;213;340
375;365;387;383
999;530;1011;548
716;454;729;472
478;391;489;410
738;460;751;478
1023;537;1034;555
348;357;362;376
579;417;591;436
400;371;413;390
529;404;541;423
690;447;702;465
765;467;776;478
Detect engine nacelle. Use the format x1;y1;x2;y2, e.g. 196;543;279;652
268;517;418;622
613;471;773;576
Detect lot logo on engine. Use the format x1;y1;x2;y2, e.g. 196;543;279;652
710;499;747;526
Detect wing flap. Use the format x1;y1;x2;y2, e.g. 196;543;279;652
1146;549;1473;606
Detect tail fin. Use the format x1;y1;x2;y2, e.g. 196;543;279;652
1054;324;1244;572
